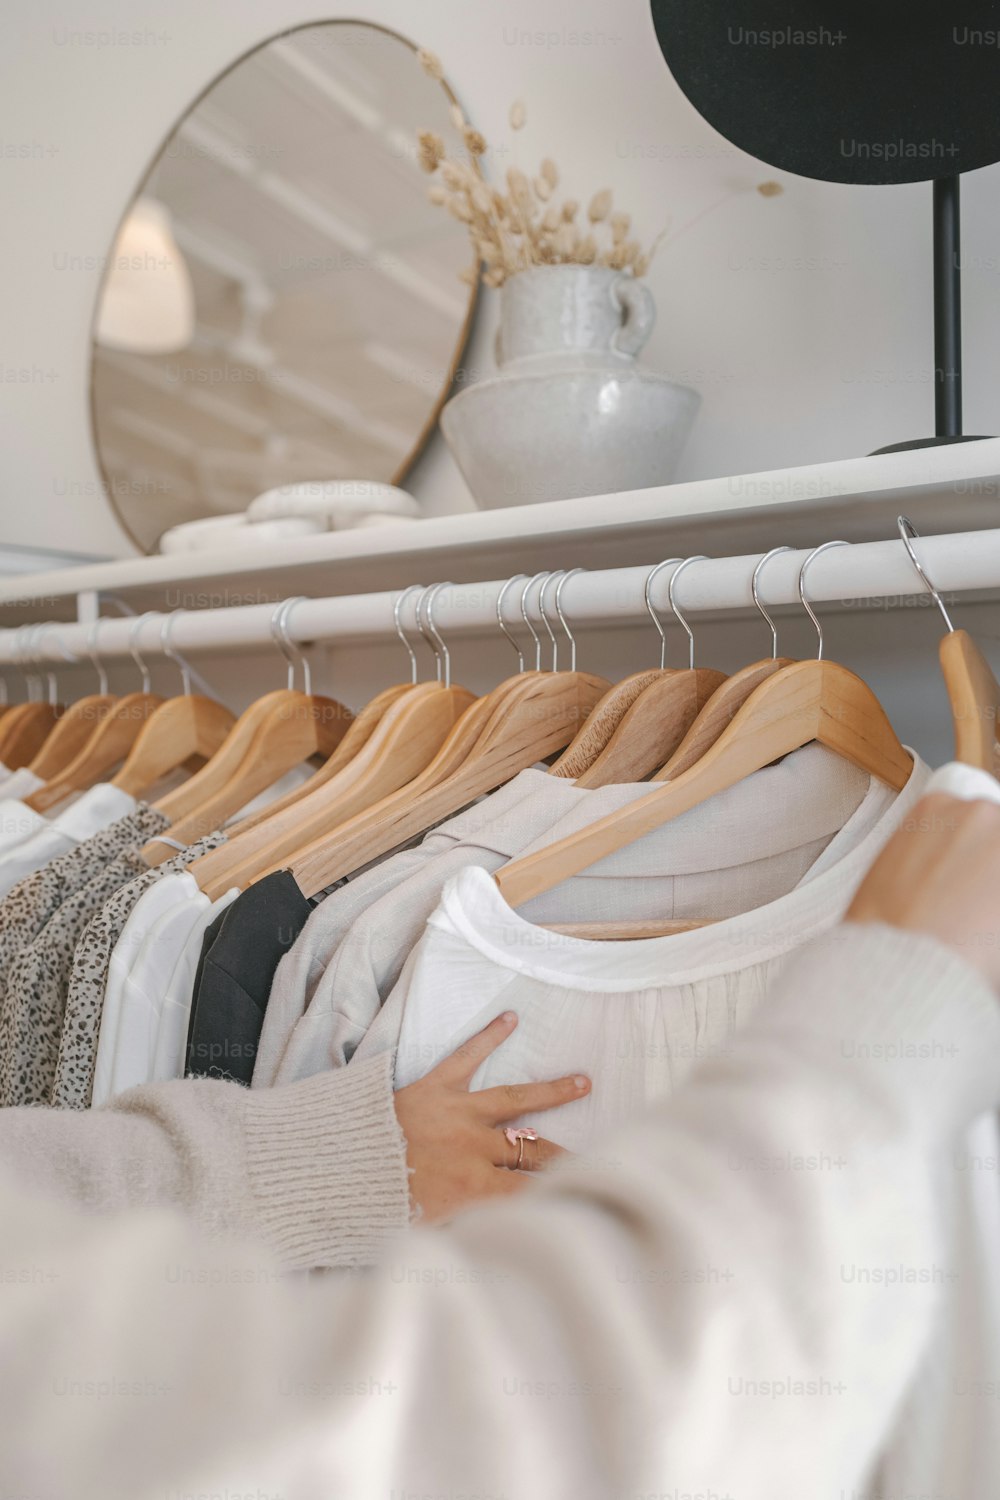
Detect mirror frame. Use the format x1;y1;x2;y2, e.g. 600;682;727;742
87;18;479;554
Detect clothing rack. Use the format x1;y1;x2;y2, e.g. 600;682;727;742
0;527;994;667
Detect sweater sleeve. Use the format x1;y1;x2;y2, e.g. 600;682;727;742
0;1052;411;1270
1;923;998;1500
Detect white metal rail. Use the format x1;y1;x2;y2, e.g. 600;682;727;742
0;528;990;667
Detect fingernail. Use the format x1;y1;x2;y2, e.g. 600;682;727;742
502;1011;517;1026
573;1075;589;1091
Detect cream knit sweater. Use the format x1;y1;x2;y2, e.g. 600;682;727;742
0;1052;411;1269
0;922;998;1500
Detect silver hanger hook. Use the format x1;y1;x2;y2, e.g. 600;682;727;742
496;575;529;672
393;585;424;686
160;611;192;696
798;540;849;661
86;618;110;696
34;623;76;708
418;583;453;689
415;585;442;685
270;596;311;695
668;556;708;670
752;546;794;660
17;625;41;703
897;515;955;633
538;571;564;672
129;612;157;694
644;558;682;669
520;572;551;672
17;625;36;703
554;568;583;673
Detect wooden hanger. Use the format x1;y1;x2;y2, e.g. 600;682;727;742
497;656;912;910
220;682;415;839
940;629;1000;773
195;575;604;898
152;688;314;825
497;543;912;925
655;550;797;781
897;516;1000;777
28;695;118;780
193;679;474;898
568;558;728;788
111;694;236;799
26;693;164;812
550;563;681;780
255;573;610;895
190;584;479;896
655;659;793;780
0;702;61;771
17;622;117;779
142;690;353;862
549;670;670;779
0;625;61;769
266;669;574;895
285;663;611;897
103;612;235;799
143;601;354;860
574;668;726;787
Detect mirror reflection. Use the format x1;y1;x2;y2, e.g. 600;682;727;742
91;21;476;552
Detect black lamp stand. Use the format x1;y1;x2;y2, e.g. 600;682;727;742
874;175;991;454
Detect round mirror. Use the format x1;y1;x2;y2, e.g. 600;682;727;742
90;21;476;553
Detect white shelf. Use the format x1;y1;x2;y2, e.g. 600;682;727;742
3;439;999;623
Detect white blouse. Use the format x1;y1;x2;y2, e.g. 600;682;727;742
367;756;998;1500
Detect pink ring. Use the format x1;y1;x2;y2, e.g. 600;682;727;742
502;1126;539;1170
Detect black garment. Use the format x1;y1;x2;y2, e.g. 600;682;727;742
184;870;311;1085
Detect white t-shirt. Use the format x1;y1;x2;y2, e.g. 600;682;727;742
93;872;199;1105
0;782;137;900
366;758;997;1500
151;887;238;1084
0;767;45;802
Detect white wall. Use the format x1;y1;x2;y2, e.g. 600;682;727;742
2;0;999;558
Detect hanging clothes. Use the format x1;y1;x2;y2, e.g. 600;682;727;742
0;783;143;901
52;831;227;1109
267;745;881;1087
0;803;168;1104
185;870;312;1085
343;755;997;1500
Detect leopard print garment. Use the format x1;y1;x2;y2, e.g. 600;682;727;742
0;806;166;1004
0;846;159;1106
51;831;226;1109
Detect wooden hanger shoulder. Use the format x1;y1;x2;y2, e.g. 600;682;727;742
544;917;715;939
144;691;353;859
193;683;474;898
0;703;61;772
111;696;237;799
654;658;794;780
27;695;117;780
25;693;164;813
549;669;670;780
573;668;726;789
939;628;1000;774
154;689;300;822
288;669;610;897
268;675;541;891
495;659;912;910
219;681;415;841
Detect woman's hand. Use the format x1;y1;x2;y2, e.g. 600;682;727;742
393;1011;591;1224
848;790;1000;988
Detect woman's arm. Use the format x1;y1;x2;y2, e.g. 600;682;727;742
3;794;999;1500
0;1024;586;1267
2;919;996;1500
